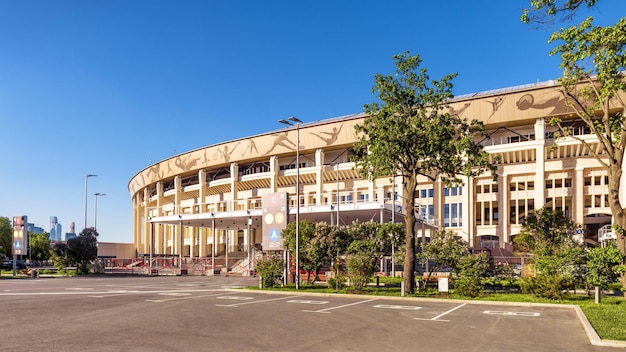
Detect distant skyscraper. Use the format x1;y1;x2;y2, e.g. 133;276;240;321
27;223;44;234
50;216;59;241
55;223;62;241
65;221;76;241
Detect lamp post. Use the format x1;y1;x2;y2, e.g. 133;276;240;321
84;174;97;231
94;193;106;231
278;116;302;289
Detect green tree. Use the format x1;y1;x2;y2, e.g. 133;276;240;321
281;220;318;282
586;241;626;290
515;207;586;298
354;52;495;294
51;242;71;271
522;0;599;24
419;230;468;288
67;228;99;275
29;232;51;262
0;216;12;259
523;0;626;294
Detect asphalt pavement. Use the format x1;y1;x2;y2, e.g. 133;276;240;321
0;275;623;351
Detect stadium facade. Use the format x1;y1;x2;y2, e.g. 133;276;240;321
128;80;624;270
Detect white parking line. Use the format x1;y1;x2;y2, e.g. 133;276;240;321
374;304;422;311
484;310;540;317
217;296;254;300
303;299;377;314
216;295;299;307
288;300;328;305
414;303;466;322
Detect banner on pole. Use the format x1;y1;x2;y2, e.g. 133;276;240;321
262;193;288;251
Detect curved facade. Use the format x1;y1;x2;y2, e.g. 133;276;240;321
128;80;624;268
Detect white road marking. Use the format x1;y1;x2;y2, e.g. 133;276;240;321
216;296;254;300
216;295;299;308
484;310;540;317
374;304;422;310
288;300;328;305
304;299;377;314
414;303;466;322
159;292;191;296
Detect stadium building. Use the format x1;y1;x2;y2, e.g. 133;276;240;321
128;80;624;274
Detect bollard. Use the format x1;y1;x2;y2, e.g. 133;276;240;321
401;281;405;297
595;286;601;304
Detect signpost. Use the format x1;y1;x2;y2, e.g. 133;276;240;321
12;215;27;275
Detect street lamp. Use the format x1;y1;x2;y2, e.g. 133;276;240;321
94;193;106;231
278;116;302;290
84;174;97;231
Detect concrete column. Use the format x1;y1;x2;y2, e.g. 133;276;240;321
534;118;546;209
435;180;445;229
156;182;164;254
574;167;585;225
270;155;278;192
462;175;473;247
501;173;510;246
230;162;239;211
315;149;324;205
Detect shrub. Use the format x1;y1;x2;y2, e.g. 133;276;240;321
346;253;375;291
255;254;284;288
520;274;566;300
455;253;489;298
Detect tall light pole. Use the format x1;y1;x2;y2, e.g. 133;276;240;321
84;174;97;231
279;116;302;289
94;193;106;231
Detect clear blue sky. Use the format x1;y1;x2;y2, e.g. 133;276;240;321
0;1;623;243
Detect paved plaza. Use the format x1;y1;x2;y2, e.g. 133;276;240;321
0;275;620;351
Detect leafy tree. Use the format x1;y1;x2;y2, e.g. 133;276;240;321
347;221;403;258
354;52;495;294
67;228;99;275
514;207;580;258
522;0;599;24
586;241;626;290
515;207;586;298
0;216;12;259
419;230;468;288
51;242;71;271
282;220;320;282
29;232;51;262
523;0;626;294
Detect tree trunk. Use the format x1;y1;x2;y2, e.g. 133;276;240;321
402;176;418;295
607;163;626;298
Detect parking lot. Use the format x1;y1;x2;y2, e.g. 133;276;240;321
0;275;619;351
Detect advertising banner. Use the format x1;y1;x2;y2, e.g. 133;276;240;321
12;215;27;256
261;192;288;251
